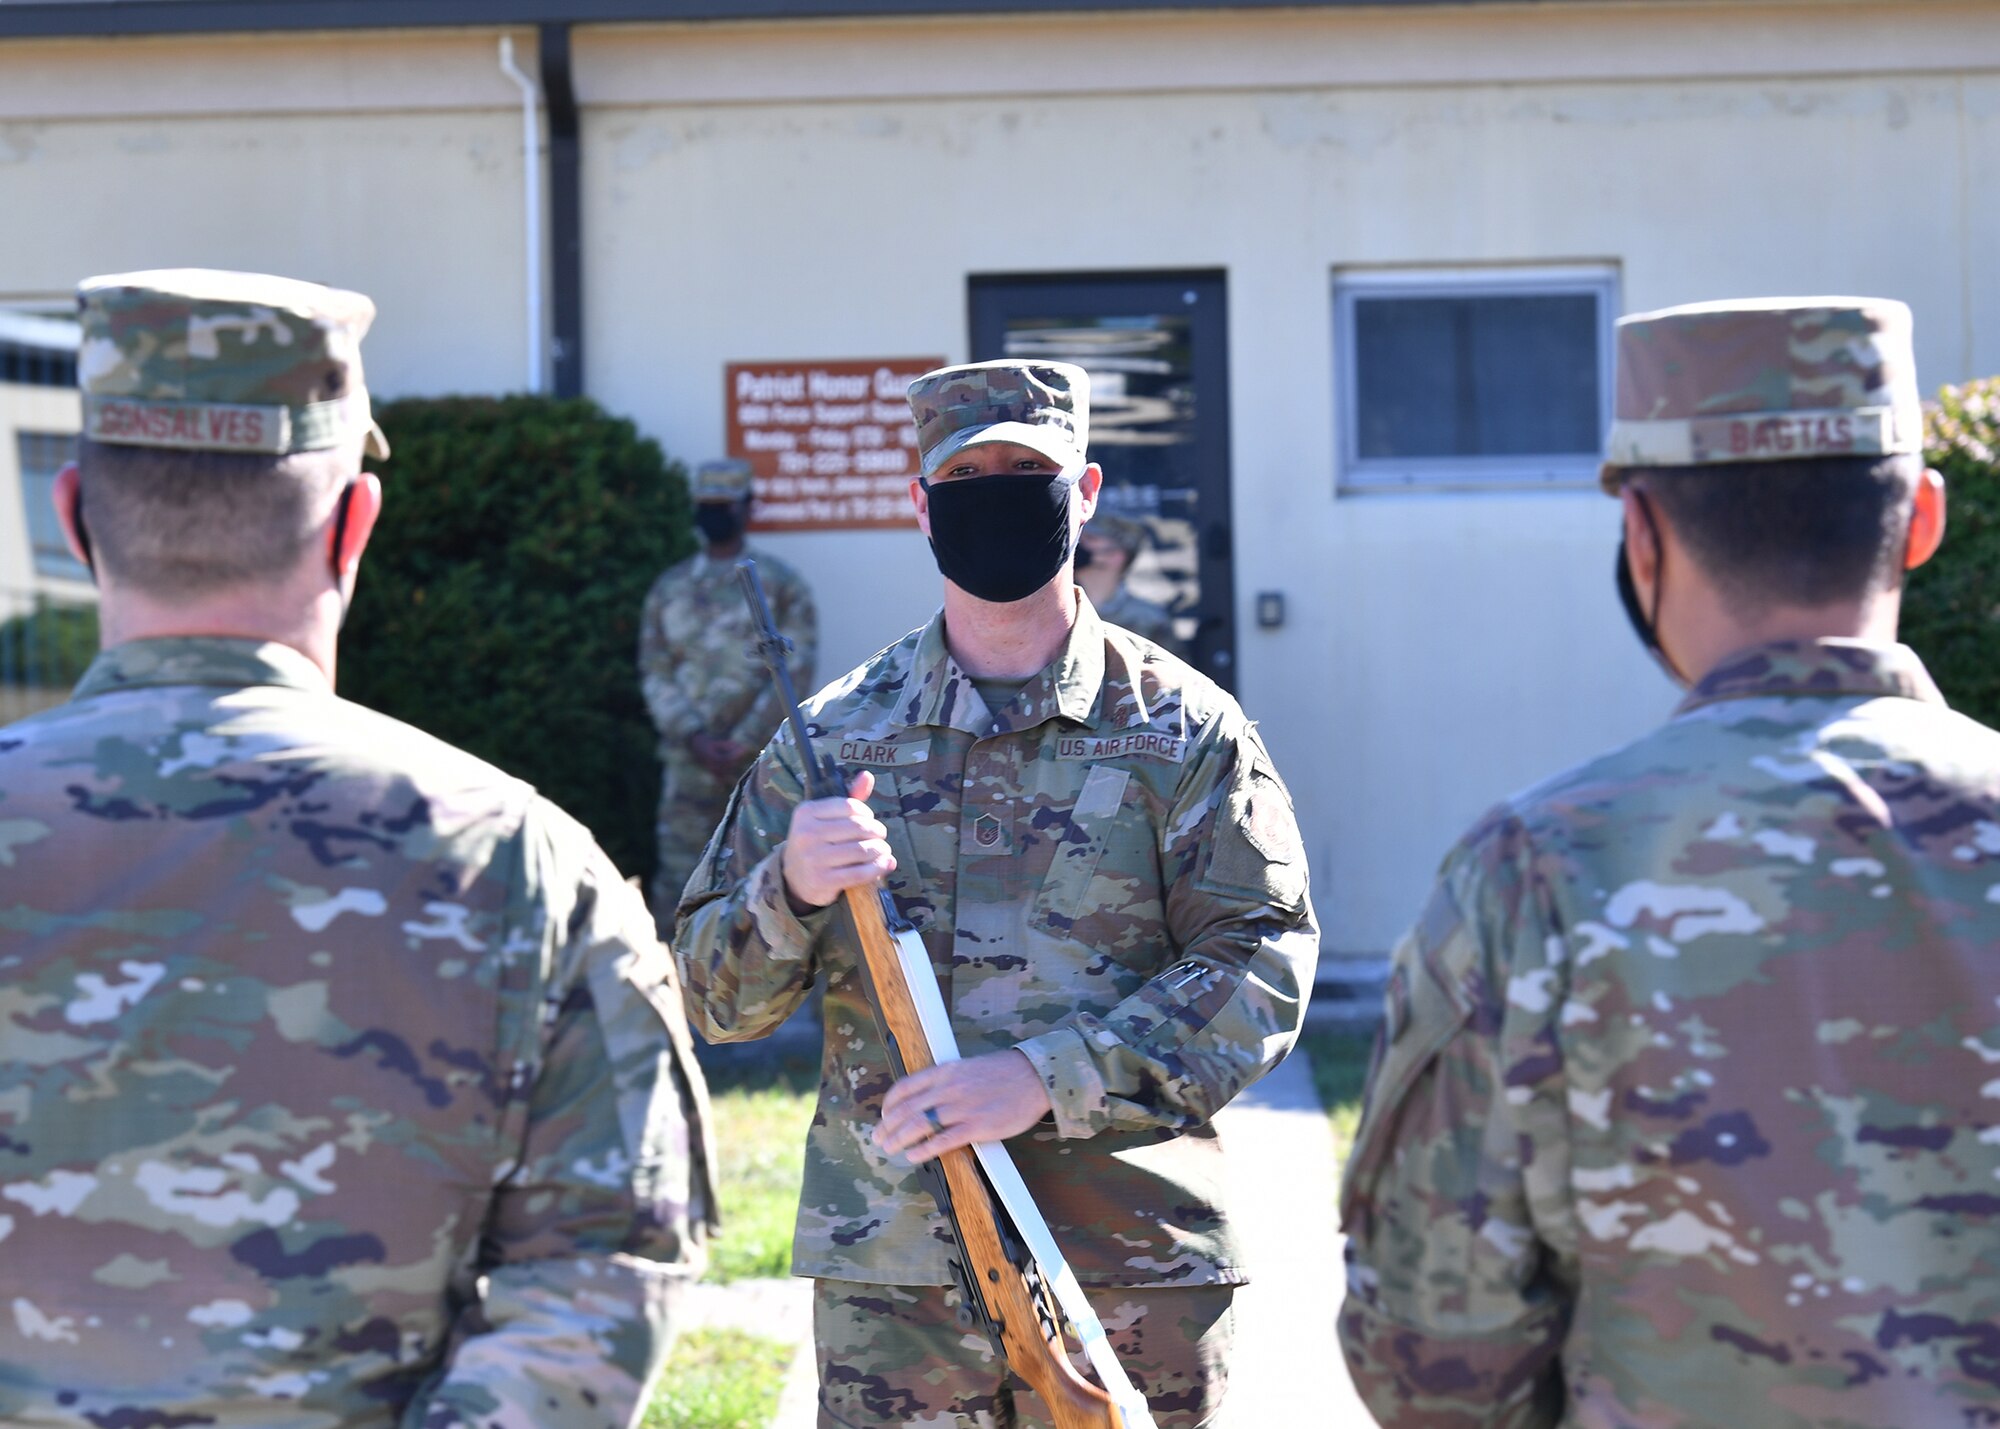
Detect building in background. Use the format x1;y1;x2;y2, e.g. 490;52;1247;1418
0;311;84;617
2;0;1992;971
0;309;88;722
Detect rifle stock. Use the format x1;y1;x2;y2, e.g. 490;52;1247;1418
840;885;1123;1428
737;559;1150;1429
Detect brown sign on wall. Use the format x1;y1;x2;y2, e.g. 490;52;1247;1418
726;357;943;532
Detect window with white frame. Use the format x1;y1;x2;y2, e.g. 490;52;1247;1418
18;431;85;582
1335;266;1617;489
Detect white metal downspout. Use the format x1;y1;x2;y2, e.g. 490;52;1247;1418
498;35;544;395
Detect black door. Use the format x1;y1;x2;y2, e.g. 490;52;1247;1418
968;271;1236;691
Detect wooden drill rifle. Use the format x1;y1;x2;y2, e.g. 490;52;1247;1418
737;559;1157;1429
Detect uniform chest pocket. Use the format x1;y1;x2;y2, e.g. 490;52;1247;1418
860;770;937;931
661;582;733;647
1029;765;1133;938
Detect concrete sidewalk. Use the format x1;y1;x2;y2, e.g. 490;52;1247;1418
713;1040;1374;1428
1213;1044;1374;1426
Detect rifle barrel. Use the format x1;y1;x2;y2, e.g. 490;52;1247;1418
737;559;838;801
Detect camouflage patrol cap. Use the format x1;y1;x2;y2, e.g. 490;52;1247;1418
693;458;754;502
907;359;1090;478
1602;296;1920;492
1084;511;1146;556
76;268;389;460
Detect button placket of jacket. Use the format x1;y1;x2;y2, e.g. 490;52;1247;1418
948;733;1016;1019
957;733;1018;863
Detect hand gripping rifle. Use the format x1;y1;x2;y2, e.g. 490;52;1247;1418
737;559;1157;1429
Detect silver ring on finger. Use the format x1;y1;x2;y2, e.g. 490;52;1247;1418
924;1105;946;1136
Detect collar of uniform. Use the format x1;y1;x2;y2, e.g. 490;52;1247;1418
73;636;332;701
1675;638;1944;715
894;594;1107;734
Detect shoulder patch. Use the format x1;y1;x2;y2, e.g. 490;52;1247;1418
1241;766;1305;865
1198;755;1309;913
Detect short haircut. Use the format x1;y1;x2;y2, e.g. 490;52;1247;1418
76;437;353;598
1620;453;1921;613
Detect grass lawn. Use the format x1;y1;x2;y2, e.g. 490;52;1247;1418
660;1030;1378;1425
1297;1027;1375;1170
643;1048;821;1429
699;1048;819;1285
643;1327;795;1429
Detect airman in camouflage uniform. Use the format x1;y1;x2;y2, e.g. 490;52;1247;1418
676;360;1318;1427
1077;512;1180;654
0;269;714;1428
638;457;816;925
1339;297;2000;1427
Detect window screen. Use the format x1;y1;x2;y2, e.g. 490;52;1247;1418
1337;269;1616;488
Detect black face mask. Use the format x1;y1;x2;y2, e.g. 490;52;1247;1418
695;504;745;545
1615;489;1688;686
921;471;1078;603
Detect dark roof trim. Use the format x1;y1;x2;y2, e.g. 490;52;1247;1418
2;0;1504;41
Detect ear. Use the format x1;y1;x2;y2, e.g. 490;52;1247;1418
1620;485;1658;591
1904;467;1946;572
1076;463;1103;523
52;463;93;573
331;472;384;577
909;475;932;540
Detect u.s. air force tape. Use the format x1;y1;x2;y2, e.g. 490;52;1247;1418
84;395;355;455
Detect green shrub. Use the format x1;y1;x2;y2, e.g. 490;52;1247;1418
343;395;694;884
1906;380;2000;730
0;595;99;691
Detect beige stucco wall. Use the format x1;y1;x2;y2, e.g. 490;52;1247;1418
579;4;2000;950
1;2;1993;952
0;29;534;397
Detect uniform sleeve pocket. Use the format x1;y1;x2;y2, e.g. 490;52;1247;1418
1195;757;1309;914
1336;889;1479;1234
1030;764;1132;938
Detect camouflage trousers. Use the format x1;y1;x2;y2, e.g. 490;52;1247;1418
813;1279;1233;1428
651;747;738;933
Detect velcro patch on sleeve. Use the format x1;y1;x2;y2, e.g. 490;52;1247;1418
1199;761;1308;912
